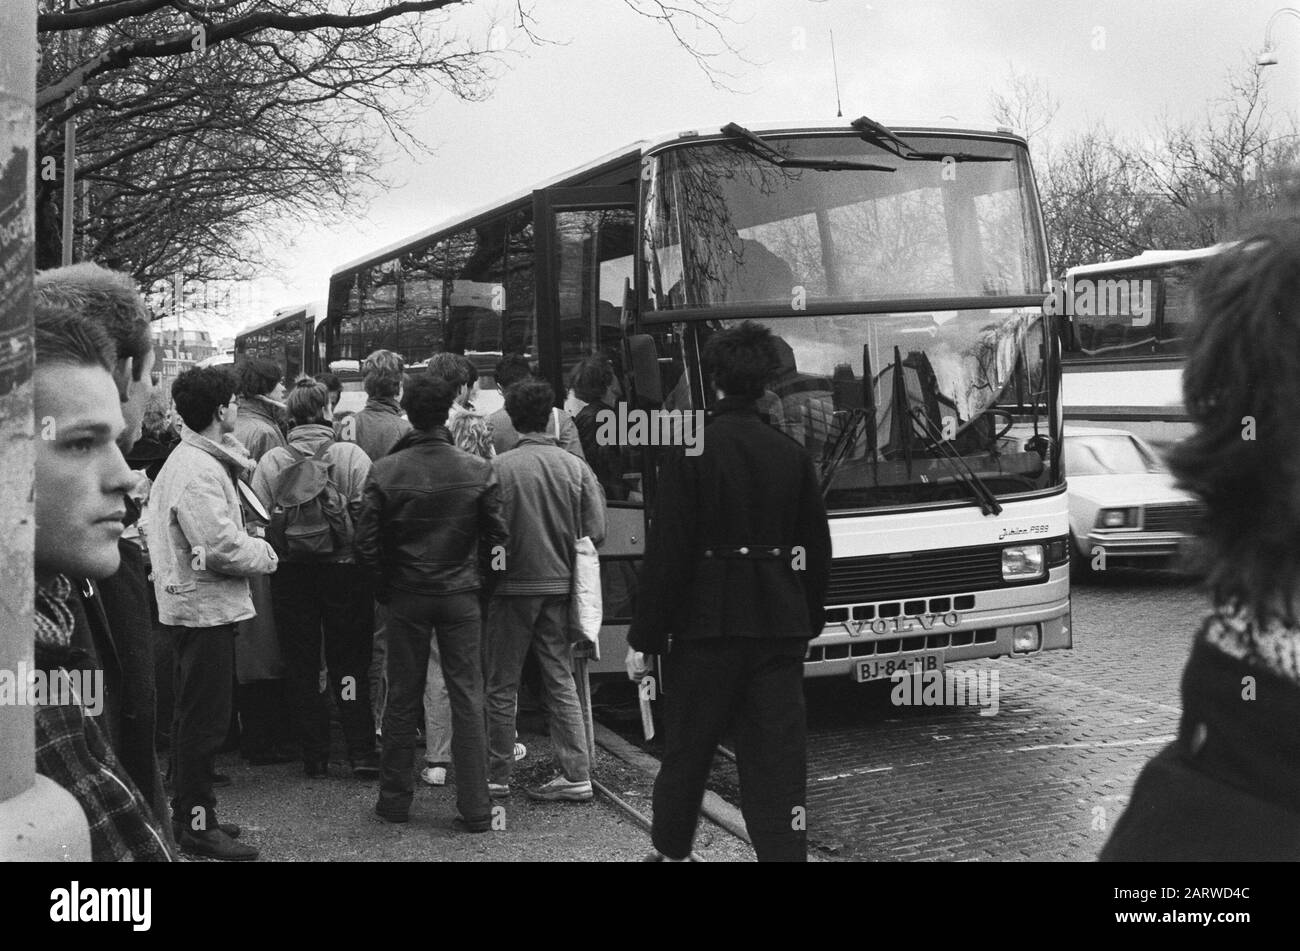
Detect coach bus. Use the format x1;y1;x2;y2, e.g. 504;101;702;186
1057;246;1220;448
234;302;326;381
324;117;1071;679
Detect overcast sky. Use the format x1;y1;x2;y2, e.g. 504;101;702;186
230;0;1298;336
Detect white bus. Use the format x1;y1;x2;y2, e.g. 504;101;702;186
1059;246;1222;449
324;117;1071;680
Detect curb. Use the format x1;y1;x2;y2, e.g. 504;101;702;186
593;722;753;847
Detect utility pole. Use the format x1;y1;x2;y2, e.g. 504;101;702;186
0;0;92;862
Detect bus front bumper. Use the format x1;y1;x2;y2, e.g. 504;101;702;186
802;566;1072;679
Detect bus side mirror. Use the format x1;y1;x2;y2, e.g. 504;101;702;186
626;334;663;405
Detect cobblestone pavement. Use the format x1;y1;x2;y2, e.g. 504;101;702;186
804;568;1208;861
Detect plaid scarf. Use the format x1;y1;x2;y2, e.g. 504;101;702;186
1204;602;1300;685
35;574;75;649
32;574;177;862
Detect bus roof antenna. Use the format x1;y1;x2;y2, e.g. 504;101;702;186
830;30;843;118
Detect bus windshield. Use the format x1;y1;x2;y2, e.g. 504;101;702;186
644;134;1045;310
695;307;1055;510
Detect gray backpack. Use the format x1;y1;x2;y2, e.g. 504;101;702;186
267;443;352;560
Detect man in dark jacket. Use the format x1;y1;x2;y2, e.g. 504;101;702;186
354;376;508;829
34;263;173;844
628;321;832;862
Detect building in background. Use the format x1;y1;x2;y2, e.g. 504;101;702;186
152;317;220;394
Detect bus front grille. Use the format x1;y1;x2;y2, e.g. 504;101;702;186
827;545;1012;604
807;628;999;662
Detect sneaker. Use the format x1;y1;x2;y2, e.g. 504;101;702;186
179;828;258;861
488;782;511;799
420;765;447;787
525;776;593;802
513;741;527;761
351;752;381;778
453;816;492;834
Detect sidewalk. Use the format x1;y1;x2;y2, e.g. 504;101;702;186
203;730;755;862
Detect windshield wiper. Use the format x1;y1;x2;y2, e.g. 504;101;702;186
820;408;868;496
907;405;1003;516
721;122;896;172
819;343;877;498
850;115;1013;164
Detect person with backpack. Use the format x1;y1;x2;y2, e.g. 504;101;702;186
251;378;379;779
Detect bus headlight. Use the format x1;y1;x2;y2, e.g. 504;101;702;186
1002;544;1045;580
1098;507;1137;529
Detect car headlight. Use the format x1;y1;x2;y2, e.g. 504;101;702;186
1002;544;1045;580
1097;508;1137;529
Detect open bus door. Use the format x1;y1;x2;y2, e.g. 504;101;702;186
533;184;639;751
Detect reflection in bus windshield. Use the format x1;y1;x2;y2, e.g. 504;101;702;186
644;136;1043;310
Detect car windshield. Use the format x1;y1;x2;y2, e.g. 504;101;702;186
643;134;1046;310
1065;435;1166;476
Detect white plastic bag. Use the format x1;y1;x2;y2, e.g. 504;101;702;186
570;535;603;648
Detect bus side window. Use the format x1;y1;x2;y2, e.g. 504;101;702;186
1160;267;1197;356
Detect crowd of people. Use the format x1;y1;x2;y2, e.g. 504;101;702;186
31;260;823;862
27;211;1300;864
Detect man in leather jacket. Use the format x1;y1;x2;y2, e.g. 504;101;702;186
354;376;508;829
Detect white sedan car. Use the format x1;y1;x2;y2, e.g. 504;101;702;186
1065;427;1205;574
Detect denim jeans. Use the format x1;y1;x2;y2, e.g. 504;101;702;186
423;644;452;765
169;623;236;834
484;594;590;786
369;602;387;731
379;590;489;823
271;562;376;762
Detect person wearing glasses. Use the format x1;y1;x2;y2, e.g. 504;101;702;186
146;366;279;860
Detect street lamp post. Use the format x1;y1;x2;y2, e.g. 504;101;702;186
1257;6;1300;66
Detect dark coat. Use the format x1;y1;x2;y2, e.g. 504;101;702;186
342;396;413;462
354;427;508;598
1100;632;1300;861
234;396;287;463
628;397;832;654
81;509;173;838
574;400;627;501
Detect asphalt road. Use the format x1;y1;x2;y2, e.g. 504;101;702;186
800;567;1207;861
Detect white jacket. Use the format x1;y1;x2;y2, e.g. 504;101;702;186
145;426;278;627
